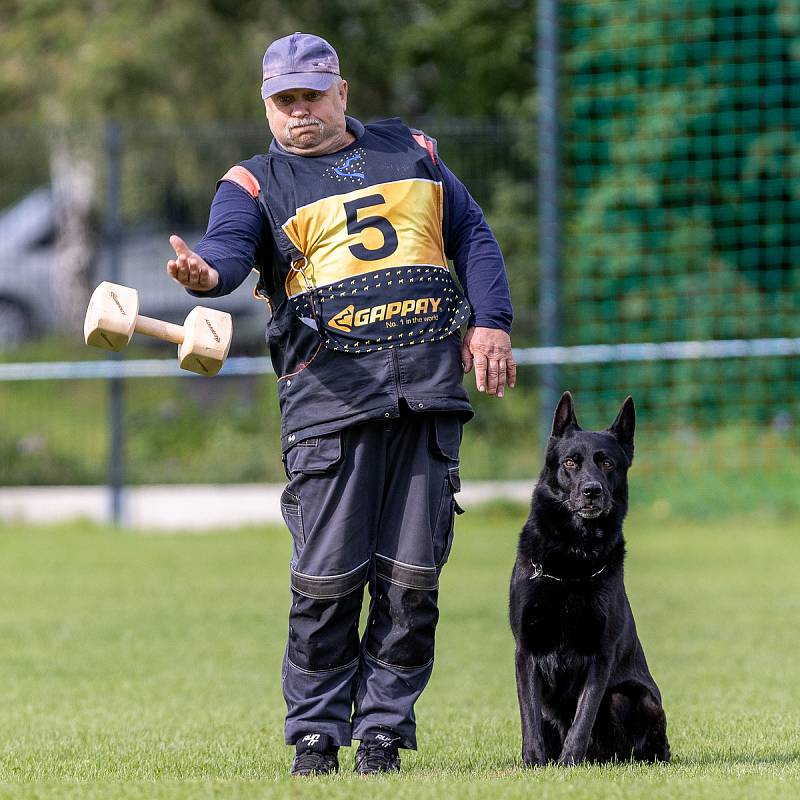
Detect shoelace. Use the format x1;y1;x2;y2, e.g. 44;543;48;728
357;743;400;769
293;750;337;772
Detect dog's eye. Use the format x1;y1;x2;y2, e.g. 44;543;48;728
563;459;576;469
601;459;614;470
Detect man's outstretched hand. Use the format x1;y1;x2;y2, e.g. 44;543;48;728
461;326;517;398
167;235;219;291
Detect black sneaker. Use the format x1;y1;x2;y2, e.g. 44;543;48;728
354;731;402;774
290;733;339;776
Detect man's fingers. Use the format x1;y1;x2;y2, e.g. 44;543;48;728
496;359;507;398
177;254;190;282
473;352;488;392
167;236;219;291
507;358;517;388
188;257;200;284
169;255;191;286
172;238;204;286
169;234;192;258
485;360;500;396
464;328;516;399
461;341;474;374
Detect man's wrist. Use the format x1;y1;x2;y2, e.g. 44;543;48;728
471;319;512;334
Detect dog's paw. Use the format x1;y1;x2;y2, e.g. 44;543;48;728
522;749;547;768
557;748;586;767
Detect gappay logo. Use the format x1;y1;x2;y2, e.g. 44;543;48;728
327;296;442;333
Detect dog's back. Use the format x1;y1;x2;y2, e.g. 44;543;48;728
509;392;669;766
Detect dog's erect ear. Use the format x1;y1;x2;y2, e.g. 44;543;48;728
550;391;580;439
608;396;635;455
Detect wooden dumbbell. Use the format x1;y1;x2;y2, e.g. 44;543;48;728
84;281;232;376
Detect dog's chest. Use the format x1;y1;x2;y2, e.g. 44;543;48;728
518;583;608;656
537;650;593;700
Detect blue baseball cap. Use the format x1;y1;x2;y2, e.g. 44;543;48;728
261;32;340;100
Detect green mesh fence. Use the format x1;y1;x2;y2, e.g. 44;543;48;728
559;0;800;457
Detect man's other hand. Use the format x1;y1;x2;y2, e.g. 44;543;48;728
167;235;219;291
461;326;517;398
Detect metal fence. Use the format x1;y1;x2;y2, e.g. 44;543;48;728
559;0;800;423
1;1;798;520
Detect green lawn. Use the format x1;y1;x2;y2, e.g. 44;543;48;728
1;506;799;798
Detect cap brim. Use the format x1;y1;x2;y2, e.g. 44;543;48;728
261;72;337;100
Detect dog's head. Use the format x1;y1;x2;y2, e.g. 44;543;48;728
541;392;635;521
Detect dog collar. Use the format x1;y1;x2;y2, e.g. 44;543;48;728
529;561;607;582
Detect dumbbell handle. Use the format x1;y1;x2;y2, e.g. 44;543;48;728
134;314;185;345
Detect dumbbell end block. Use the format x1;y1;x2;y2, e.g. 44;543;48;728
84;282;139;351
177;307;233;376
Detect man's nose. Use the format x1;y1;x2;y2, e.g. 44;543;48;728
582;482;603;499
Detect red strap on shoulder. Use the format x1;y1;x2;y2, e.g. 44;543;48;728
412;133;437;165
220;165;261;199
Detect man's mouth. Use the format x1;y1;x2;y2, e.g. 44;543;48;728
289;121;322;133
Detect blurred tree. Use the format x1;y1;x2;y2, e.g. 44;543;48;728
0;0;282;323
0;0;533;322
562;0;800;343
0;0;535;324
0;0;534;127
558;0;800;421
1;1;265;124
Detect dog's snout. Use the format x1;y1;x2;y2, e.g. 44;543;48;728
582;482;603;499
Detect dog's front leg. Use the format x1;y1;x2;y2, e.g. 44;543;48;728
558;655;613;766
515;646;547;767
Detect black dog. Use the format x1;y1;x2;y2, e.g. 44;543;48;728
509;392;669;767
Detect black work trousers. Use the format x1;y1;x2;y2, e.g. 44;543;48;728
279;409;462;749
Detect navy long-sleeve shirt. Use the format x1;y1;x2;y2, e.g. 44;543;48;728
192;121;512;333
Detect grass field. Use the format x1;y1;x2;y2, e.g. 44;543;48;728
1;505;799;799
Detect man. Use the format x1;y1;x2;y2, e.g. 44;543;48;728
167;32;515;776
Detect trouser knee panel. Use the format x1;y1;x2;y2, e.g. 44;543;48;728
366;560;440;668
288;562;368;672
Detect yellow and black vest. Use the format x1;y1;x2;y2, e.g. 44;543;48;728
223;118;473;447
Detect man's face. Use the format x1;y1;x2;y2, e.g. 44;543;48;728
265;80;350;156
